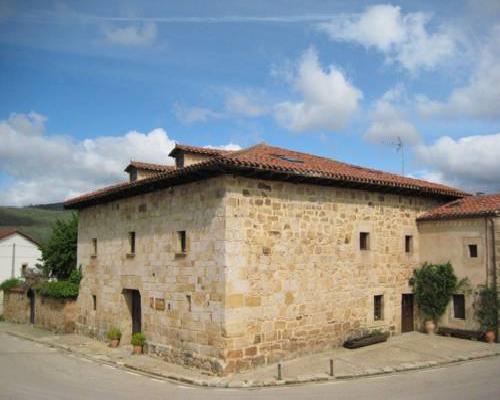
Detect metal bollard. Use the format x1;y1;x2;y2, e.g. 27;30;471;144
277;363;282;380
329;359;334;377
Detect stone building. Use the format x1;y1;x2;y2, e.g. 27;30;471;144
65;143;469;374
417;195;500;333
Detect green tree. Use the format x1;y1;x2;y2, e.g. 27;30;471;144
39;213;78;280
410;262;468;322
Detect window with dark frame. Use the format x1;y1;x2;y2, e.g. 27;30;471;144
453;294;465;319
21;263;28;276
128;231;136;254
91;238;97;257
186;294;192;312
178;231;187;253
92;295;97;311
468;244;478;258
405;235;413;253
360;232;370;250
374;295;383;321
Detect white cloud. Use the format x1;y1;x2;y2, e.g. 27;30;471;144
224;91;268;117
415;133;500;192
0;112;238;205
364;86;421;145
274;48;362;132
319;4;457;72
172;103;224;124
417;25;500;119
103;22;157;46
204;143;242;151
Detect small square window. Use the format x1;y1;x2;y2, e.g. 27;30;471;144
468;244;478;258
177;231;187;253
405;235;413;253
360;232;370;250
128;232;136;254
453;294;465;319
92;295;97;311
374;295;384;321
91;238;97;257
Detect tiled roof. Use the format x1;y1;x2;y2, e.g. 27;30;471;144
168;144;235;157
65;143;468;209
125;161;176;173
0;228;40;246
418;194;500;221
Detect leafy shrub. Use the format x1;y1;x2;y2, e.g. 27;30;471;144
107;327;122;341
0;278;23;292
476;286;498;332
410;262;468;322
131;332;146;346
38;214;78;279
0;315;5;322
37;280;79;299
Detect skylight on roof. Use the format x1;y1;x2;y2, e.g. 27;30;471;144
272;154;304;164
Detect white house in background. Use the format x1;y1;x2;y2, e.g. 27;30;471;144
0;229;41;314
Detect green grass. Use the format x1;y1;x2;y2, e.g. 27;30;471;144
0;205;73;245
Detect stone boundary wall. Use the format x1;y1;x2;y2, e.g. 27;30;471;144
3;289;77;333
3;289;30;323
35;296;77;333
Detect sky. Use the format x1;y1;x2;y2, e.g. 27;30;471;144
0;0;499;205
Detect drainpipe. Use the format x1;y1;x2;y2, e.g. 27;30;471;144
488;217;498;342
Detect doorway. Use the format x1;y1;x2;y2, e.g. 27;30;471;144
27;289;35;324
401;294;414;333
124;289;142;334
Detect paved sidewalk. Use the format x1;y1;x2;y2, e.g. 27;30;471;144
1;321;499;388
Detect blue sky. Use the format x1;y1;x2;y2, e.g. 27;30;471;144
0;0;499;205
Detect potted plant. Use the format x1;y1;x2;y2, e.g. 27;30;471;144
131;332;146;354
106;327;122;348
410;262;468;334
343;329;390;349
476;286;497;343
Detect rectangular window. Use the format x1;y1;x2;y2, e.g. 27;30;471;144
186;294;192;312
21;263;28;276
405;235;413;253
92;295;97;311
91;238;97;257
374;295;383;321
468;244;478;258
178;231;187;253
453;294;465;319
360;232;370;250
128;231;136;254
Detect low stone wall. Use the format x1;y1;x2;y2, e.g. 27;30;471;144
35;296;77;333
3;289;77;333
2;289;30;324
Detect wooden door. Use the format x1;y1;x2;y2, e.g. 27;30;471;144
401;294;414;333
131;290;141;334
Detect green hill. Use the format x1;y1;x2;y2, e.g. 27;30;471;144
0;205;73;245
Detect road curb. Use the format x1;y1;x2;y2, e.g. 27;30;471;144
2;328;500;389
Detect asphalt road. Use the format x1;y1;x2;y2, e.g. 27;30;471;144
1;332;499;400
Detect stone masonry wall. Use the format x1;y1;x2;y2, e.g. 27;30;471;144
221;176;440;373
76;177;227;374
35;296;77;333
3;290;30;323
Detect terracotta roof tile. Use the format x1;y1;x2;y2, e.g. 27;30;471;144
168;144;235;157
0;228;41;246
125;161;176;173
418;194;500;221
65;143;468;209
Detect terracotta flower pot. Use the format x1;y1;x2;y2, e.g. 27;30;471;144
485;330;496;343
109;339;120;348
133;345;143;355
424;320;436;335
